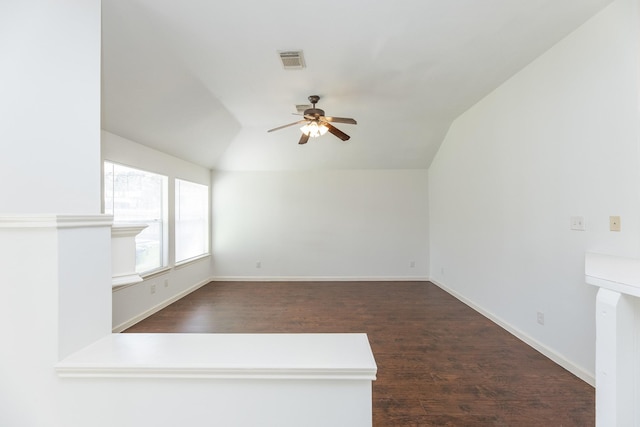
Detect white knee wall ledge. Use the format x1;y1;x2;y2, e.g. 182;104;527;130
56;333;378;380
56;333;377;426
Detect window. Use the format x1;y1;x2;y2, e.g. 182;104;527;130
104;161;167;274
175;179;209;262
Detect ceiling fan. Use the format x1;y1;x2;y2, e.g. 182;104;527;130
267;95;357;145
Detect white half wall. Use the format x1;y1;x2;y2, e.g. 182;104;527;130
212;169;429;280
102;131;214;330
428;0;640;383
0;217;113;427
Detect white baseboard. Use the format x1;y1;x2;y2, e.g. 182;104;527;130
429;278;595;387
211;275;430;282
112;276;213;333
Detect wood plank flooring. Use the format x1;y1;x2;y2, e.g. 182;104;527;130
124;281;594;426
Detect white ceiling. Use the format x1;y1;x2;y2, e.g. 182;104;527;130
101;0;613;171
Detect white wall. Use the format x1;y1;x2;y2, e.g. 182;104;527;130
0;1;109;425
102;131;214;330
212;170;429;280
58;222;113;358
0;0;101;214
428;0;640;383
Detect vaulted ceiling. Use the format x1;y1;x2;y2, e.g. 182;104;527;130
101;0;613;171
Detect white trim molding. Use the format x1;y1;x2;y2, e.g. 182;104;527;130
211;275;430;282
111;223;147;237
0;214;113;229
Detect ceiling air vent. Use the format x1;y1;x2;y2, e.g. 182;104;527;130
278;50;305;69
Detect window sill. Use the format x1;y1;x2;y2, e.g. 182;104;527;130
140;266;172;280
111;257;208;293
175;253;211;269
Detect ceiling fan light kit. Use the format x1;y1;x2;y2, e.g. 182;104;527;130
300;121;329;137
267;95;357;145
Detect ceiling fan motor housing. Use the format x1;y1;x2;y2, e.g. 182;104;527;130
305;95;324;118
304;108;325;118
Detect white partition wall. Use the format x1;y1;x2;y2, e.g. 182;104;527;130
0;215;113;425
57;333;377;427
1;216;377;427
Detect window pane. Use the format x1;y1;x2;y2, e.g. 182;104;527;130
175;179;209;262
104;161;167;273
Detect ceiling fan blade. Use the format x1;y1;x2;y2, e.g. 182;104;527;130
325;123;350;141
322;116;357;125
267;120;306;133
298;132;310;145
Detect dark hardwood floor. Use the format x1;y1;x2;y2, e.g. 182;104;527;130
125;281;594;426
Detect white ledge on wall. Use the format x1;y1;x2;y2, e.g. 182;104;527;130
585;252;640;297
111;273;143;288
56;333;378;380
0;214;113;229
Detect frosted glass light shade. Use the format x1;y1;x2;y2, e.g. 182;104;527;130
300;121;329;138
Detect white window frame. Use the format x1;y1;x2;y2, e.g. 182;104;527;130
104;161;168;275
175;178;210;264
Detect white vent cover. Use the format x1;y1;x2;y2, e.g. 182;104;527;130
279;50;305;69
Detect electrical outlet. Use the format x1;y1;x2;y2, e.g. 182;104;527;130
610;216;621;232
410;261;416;268
256;261;261;269
537;311;544;325
150;284;156;295
164;279;169;288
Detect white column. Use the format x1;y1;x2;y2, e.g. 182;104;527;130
595;288;635;426
111;223;147;287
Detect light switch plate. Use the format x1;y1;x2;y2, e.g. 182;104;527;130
570;216;585;231
610;216;621;232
